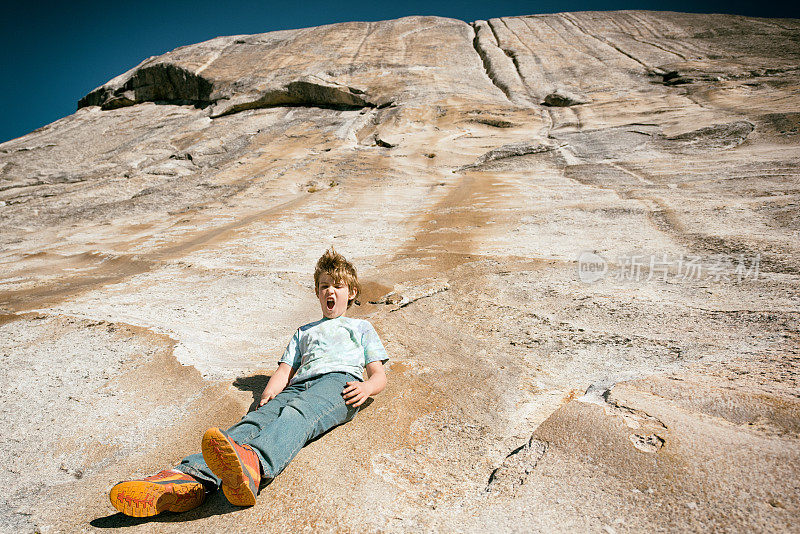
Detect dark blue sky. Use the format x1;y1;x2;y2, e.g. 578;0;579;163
1;0;797;144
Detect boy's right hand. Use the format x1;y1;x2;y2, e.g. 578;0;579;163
259;363;295;407
259;389;278;407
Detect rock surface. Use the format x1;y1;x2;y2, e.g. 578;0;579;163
1;10;799;533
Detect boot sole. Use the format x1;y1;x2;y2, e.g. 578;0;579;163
109;479;204;517
202;428;257;506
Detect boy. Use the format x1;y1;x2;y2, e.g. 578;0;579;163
109;248;388;517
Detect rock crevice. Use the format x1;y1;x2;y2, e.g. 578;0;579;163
209;79;388;118
470;21;526;104
485;436;548;494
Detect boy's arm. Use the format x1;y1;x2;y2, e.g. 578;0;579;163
259;362;296;406
342;360;387;407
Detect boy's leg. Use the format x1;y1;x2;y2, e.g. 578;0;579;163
109;382;312;516
224;383;299;446
243;372;360;479
175;384;299;490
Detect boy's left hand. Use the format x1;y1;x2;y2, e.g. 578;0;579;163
342;381;374;407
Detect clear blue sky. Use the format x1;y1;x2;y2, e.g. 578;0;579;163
1;0;797;143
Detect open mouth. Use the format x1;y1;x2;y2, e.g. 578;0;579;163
326;297;335;310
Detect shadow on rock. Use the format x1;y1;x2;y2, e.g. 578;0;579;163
89;491;240;528
232;374;271;412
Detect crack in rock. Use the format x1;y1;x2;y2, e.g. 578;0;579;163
469;20;527;104
579;381;668;431
467;117;517;128
457;141;560;171
542;88;590;107
373;133;399;148
485;436;548;494
553;120;753;162
209;79;387;118
370;277;449;310
666;120;755;151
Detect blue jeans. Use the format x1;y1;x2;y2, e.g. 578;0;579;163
176;372;360;491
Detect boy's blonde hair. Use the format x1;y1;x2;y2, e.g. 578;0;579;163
314;247;361;308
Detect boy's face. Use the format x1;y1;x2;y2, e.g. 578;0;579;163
316;273;356;319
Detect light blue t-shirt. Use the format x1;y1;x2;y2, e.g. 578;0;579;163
279;316;389;385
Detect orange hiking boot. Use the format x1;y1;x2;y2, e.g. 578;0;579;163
201;427;262;506
109;469;205;517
